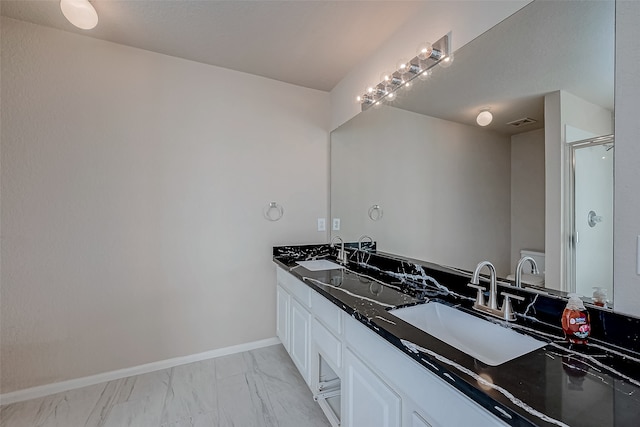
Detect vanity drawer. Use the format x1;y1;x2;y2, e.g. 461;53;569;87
277;268;311;307
313;318;342;369
312;290;343;335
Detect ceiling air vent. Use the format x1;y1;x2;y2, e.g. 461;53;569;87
507;117;537;127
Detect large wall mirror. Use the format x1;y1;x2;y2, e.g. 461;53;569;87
330;1;615;305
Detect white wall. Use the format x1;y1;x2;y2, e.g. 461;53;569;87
0;17;329;393
510;129;545;271
331;106;512;276
561;92;614;139
614;0;640;316
329;1;530;130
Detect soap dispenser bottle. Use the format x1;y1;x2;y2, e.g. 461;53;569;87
561;294;590;345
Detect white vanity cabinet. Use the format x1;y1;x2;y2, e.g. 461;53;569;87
275;267;508;427
276;285;290;352
276;268;312;386
409;412;434;427
342;308;508;427
343;348;401;427
289;297;312;384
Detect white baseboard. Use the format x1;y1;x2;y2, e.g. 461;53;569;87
0;337;281;406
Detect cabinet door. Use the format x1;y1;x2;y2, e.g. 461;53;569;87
276;285;290;351
410;412;433;427
343;349;401;427
290;298;312;385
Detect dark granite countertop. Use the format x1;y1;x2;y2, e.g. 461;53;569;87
273;244;640;427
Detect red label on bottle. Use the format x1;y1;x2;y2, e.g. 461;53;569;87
561;308;590;344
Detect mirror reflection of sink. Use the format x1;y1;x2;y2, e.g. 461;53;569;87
389;302;546;366
296;259;344;271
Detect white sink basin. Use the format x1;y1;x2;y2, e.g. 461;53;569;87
389;302;545;366
296;260;344;271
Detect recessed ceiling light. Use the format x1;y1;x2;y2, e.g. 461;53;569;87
60;0;98;30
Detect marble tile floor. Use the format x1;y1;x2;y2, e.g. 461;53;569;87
0;344;331;427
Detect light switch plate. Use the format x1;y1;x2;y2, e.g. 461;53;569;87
317;218;326;232
332;218;341;231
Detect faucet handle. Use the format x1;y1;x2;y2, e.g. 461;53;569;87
501;291;525;301
468;283;486;307
500;292;525;321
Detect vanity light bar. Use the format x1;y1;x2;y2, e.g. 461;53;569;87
358;33;450;111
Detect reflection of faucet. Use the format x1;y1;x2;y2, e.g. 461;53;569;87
468;261;524;321
330;270;344;287
357;235;373;251
330;236;348;265
514;256;539;288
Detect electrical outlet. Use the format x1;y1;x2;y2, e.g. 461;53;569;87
317;218;326;232
332;218;341;231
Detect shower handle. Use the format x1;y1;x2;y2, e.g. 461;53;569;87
588;210;603;227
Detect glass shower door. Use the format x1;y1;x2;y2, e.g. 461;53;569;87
571;137;614;301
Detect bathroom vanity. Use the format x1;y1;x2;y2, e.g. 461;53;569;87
273;244;640;427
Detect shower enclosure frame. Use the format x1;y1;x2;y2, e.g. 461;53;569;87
567;134;614;301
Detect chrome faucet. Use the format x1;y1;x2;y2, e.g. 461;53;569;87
470;261;498;309
468;261;524;321
357;235;373;251
514;256;539;288
330;236;348;265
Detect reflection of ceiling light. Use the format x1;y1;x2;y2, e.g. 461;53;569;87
476;109;493;126
60;0;98;30
439;53;454;68
477;373;494;391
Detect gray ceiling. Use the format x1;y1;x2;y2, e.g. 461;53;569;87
1;0;427;91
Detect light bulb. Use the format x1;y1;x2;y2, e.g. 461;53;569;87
476;110;493;126
397;58;410;75
389;73;403;87
358;94;374;105
418;68;432;81
439;53;454;68
398;58;420;76
416;42;433;60
380;71;392;84
60;0;98;30
387;91;395;100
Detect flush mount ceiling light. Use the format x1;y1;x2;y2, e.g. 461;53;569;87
476;109;493;127
60;0;98;30
356;33;451;110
